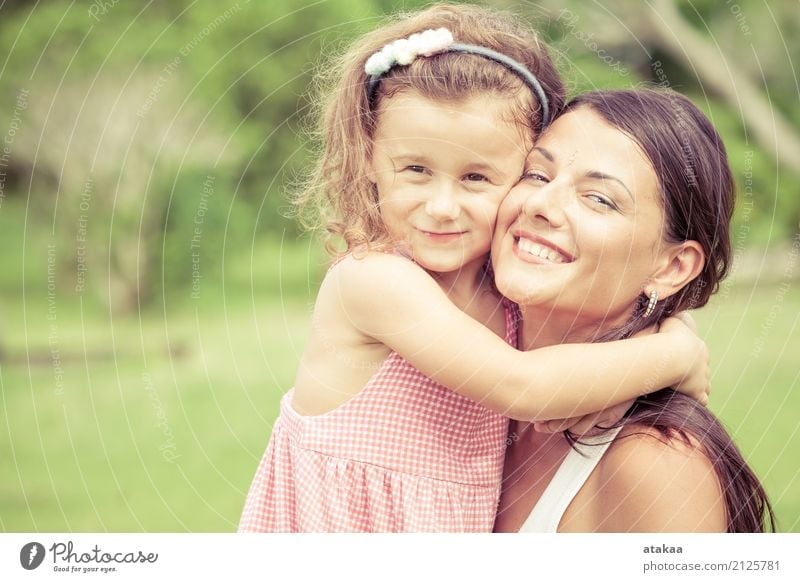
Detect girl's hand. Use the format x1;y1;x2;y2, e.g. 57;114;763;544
533;399;635;436
671;310;698;332
658;314;710;406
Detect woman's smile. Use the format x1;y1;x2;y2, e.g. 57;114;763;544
514;232;574;264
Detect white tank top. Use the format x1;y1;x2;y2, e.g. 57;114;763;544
519;426;623;532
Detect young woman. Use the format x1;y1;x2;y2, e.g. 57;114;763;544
493;89;775;533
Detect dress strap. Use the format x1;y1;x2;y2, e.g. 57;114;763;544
518;426;623;532
502;298;521;348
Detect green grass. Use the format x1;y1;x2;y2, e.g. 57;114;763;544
0;292;317;531
1;235;798;531
0;227;324;531
693;280;800;531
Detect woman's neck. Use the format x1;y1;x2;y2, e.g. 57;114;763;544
517;305;628;350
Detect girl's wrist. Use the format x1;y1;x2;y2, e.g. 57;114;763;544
653;332;688;390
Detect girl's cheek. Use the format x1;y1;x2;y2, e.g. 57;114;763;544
482;194;506;225
497;189;524;225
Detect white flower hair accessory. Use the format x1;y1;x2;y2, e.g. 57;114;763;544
363;27;551;128
364;28;454;76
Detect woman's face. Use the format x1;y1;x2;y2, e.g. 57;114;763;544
492;106;668;325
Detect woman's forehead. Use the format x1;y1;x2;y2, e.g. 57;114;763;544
536;108;632;152
532;109;658;195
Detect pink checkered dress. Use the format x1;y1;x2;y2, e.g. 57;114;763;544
238;300;516;533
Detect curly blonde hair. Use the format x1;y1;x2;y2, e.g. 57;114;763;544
294;3;565;256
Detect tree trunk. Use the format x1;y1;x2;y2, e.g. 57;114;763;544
647;0;800;174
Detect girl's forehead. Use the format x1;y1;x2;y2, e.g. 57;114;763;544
378;90;519;116
376;93;529;147
378;88;535;131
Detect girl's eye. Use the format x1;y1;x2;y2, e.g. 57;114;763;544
464;172;488;183
405;165;427;174
586;193;618;211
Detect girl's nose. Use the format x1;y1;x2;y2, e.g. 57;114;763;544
425;183;461;221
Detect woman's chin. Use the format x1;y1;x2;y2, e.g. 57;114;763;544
494;272;547;306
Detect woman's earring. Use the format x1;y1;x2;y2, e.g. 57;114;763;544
643;289;658;318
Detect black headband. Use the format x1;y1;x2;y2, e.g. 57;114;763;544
364;29;551;128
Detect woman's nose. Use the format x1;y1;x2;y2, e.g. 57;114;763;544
521;181;566;228
425;183;461;221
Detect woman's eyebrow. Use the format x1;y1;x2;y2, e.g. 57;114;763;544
585;170;635;202
532;146;554;162
532;147;635;203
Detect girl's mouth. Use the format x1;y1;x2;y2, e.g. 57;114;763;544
420;230;467;243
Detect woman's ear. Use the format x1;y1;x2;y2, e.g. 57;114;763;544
649;241;705;300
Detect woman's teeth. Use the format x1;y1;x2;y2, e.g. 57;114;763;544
517;238;566;263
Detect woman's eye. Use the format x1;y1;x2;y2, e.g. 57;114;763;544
586;193;617;210
523;170;549;183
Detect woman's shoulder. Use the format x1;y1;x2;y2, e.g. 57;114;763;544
587;424;726;532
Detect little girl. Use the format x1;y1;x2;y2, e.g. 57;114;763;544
239;4;709;532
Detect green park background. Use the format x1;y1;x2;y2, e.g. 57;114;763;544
1;0;798;532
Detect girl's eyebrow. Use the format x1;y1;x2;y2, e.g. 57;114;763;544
391;153;431;163
391;154;504;176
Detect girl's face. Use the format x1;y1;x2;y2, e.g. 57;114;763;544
369;91;530;275
492;107;668;324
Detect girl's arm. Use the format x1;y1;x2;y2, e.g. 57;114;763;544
531;313;701;435
331;253;707;421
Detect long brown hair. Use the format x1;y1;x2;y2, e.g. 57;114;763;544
565;89;774;532
294;3;564;255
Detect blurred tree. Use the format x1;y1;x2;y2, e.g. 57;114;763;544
510;0;800;242
623;0;800;175
12;73;237;311
0;0;392;309
0;0;796;312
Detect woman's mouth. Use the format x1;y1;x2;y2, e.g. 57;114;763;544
514;235;572;264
